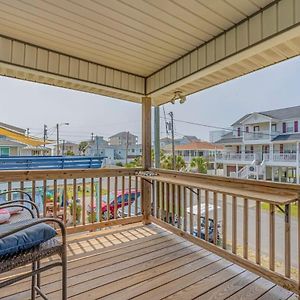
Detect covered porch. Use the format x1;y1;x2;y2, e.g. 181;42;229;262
1;0;300;299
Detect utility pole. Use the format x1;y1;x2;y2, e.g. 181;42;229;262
56;123;60;156
43;124;47;148
96;135;99;156
125;131;129;165
62;140;65;156
91;132;94;141
154;107;160;168
169;112;175;170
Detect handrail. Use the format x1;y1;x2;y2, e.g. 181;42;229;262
148;168;300;294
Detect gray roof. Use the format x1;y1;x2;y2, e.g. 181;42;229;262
272;133;300;142
232;105;300;126
0;139;26;147
109;131;137;139
214;132;243;144
0;122;25;134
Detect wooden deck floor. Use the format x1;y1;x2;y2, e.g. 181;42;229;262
0;223;297;300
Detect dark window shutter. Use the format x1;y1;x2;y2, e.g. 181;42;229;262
282;122;286;133
294;121;298;132
246;126;249;133
237;128;241;136
280;144;284;153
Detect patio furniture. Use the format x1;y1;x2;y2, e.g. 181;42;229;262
0;190;67;300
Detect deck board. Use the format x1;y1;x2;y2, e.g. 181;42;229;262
0;223;297;300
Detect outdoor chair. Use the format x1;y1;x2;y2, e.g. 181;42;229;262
0;190;67;300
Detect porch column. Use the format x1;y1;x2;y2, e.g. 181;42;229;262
271;167;274;181
270;144;274;161
142;97;152;224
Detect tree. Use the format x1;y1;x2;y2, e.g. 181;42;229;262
160;155;186;171
190;157;207;174
65;150;75;156
125;156;142;168
78;141;88;155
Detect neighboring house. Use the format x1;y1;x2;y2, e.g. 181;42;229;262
209;130;227;143
215;105;300;183
0;138;26;156
55;141;79;155
0;122;50;156
160;135;200;150
109;132;138;147
164;141;224;171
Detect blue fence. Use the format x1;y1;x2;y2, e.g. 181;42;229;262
0;156;104;170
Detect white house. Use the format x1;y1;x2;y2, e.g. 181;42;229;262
215;105;300;183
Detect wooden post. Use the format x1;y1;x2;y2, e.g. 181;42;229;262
142;97;152;225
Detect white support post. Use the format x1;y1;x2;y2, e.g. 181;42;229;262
271;167;274;182
236;164;239;178
270;144;274;161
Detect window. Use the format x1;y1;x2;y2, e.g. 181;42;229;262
282;122;287;133
271;124;277;132
253;126;260;132
294;121;298;133
245;126;249;133
0;147;9;156
286;121;294;133
237;128;241;136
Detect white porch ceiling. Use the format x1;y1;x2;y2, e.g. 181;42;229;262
0;0;300;105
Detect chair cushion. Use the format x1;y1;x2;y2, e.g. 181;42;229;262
0;220;57;256
0;209;10;224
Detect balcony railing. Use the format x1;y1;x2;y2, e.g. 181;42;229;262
263;153;298;162
244;131;270;141
216;152;255;162
1;167;300;295
147;169;300;295
0;168;143;233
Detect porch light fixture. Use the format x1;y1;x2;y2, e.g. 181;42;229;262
170;90;187;104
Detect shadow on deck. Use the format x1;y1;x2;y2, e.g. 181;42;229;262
0;223;297;300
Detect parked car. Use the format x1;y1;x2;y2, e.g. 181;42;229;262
192;217;221;243
118;199;142;217
87;190;141;219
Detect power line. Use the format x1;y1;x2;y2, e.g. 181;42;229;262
161;116;276;138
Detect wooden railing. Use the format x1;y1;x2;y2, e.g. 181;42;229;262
147;169;300;294
0;168;143;233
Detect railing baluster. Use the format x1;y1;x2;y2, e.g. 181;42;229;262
114;177;118;219
256;200;261;265
172;184;176;226
197;189;201;238
161;182;165;221
222;193;227;249
82;178;86;225
213;192;218;245
73;179;77;227
285;203;291;278
63;179;67;225
205;190;209;242
54;179;57;218
99;178;102;222
121;176;125;218
269;203;275;271
183;187;187;232
177;185;181;229
43;180;47;218
135;176;138;216
107;177;110;220
232;195;237;254
91;178;94;223
166;183;170;223
155;181;160;219
32;180;36;203
7;182;12;201
189;188;193;234
298;199;300;289
243;198;248;259
128;176;132;217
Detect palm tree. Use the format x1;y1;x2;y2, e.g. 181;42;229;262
160;155;186;171
190;157;207;174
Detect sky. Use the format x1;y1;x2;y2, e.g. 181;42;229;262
1;55;300;143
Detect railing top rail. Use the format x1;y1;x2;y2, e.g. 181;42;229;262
0;167;142;182
149;168;300;204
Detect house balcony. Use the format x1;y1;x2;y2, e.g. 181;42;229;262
263;153;299;166
243;131;271;144
1;168;299;299
216;152;256;164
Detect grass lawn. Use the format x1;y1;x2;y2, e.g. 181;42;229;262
261;202;299;218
